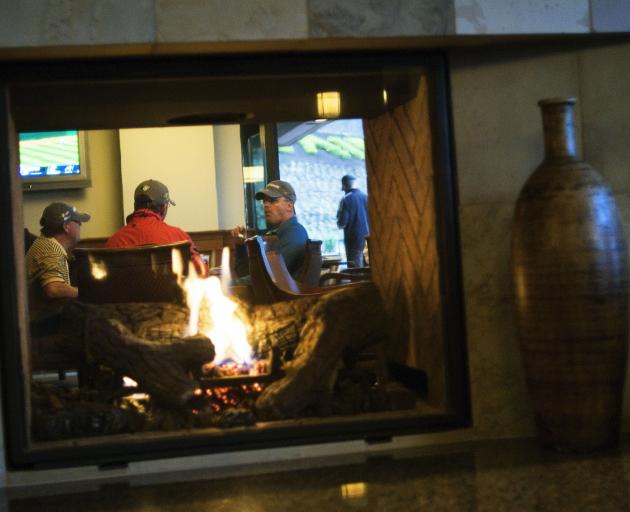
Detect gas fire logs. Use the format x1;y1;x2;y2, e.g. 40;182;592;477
33;281;413;439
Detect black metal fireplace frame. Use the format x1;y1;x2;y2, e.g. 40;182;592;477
0;50;470;470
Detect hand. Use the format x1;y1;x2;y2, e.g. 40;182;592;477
230;225;247;242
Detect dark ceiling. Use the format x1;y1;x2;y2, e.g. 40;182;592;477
6;55;426;131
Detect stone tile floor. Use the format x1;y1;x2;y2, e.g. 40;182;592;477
4;436;630;511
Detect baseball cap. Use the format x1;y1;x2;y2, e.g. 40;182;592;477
254;180;297;203
134;179;176;207
40;202;91;231
341;174;356;186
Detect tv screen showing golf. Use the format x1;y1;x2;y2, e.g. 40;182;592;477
19;130;90;191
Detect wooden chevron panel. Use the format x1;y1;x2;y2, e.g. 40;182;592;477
364;74;445;407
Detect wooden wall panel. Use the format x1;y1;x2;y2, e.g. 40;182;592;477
364;74;445;406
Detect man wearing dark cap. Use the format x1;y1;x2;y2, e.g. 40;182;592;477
106;179;207;276
26;202;90;321
232;179;309;279
337;174;369;268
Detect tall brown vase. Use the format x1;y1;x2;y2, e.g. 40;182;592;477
511;97;628;451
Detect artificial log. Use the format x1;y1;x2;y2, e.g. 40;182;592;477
58;299;321;408
31;381;144;440
62;302;214;407
57;282;388;416
62;301;191;342
240;294;320;360
88;319;214;407
254;282;389;419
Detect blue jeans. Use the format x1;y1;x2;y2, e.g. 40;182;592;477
345;245;364;268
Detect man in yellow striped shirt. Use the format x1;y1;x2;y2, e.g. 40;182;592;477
26;202;90;324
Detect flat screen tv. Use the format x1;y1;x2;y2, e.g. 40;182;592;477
19;130;91;191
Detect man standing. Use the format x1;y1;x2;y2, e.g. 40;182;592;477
107;179;207;276
232;180;309;279
337;174;369;268
26;202;91;322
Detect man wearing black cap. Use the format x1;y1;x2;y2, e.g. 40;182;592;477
232;179;309;279
106;179;207;275
337;174;369;268
26;202;90;321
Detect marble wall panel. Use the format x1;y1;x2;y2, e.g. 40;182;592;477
458;201;535;439
454;0;590;34
0;0;154;47
591;0;630;32
4;1;630;51
449;47;581;206
155;0;308;42
577;41;630;194
307;0;454;38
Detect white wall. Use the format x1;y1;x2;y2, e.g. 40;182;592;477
213;125;245;229
23;126;245;236
119;126;219;232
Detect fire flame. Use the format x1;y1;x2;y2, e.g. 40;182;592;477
88;255;108;280
175;247;252;366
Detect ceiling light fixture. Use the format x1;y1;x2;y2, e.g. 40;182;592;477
316;91;341;118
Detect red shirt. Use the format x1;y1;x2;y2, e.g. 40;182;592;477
106;209;208;276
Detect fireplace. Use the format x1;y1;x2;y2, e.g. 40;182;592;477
0;51;469;469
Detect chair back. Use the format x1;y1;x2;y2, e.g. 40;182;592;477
297;239;323;288
72;241;191;304
246;235;367;305
247;236;297;304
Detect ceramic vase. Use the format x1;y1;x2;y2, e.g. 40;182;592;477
511;97;628;451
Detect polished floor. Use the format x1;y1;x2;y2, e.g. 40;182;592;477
4;436;630;511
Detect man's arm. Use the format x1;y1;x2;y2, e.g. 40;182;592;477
189;247;209;277
43;281;78;299
336;198;348;229
174;230;209;277
35;252;76;299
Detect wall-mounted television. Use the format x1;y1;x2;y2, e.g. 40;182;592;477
19;130;91;191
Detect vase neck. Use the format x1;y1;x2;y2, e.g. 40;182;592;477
539;98;578;161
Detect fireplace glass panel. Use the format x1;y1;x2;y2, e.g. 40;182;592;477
1;53;469;469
